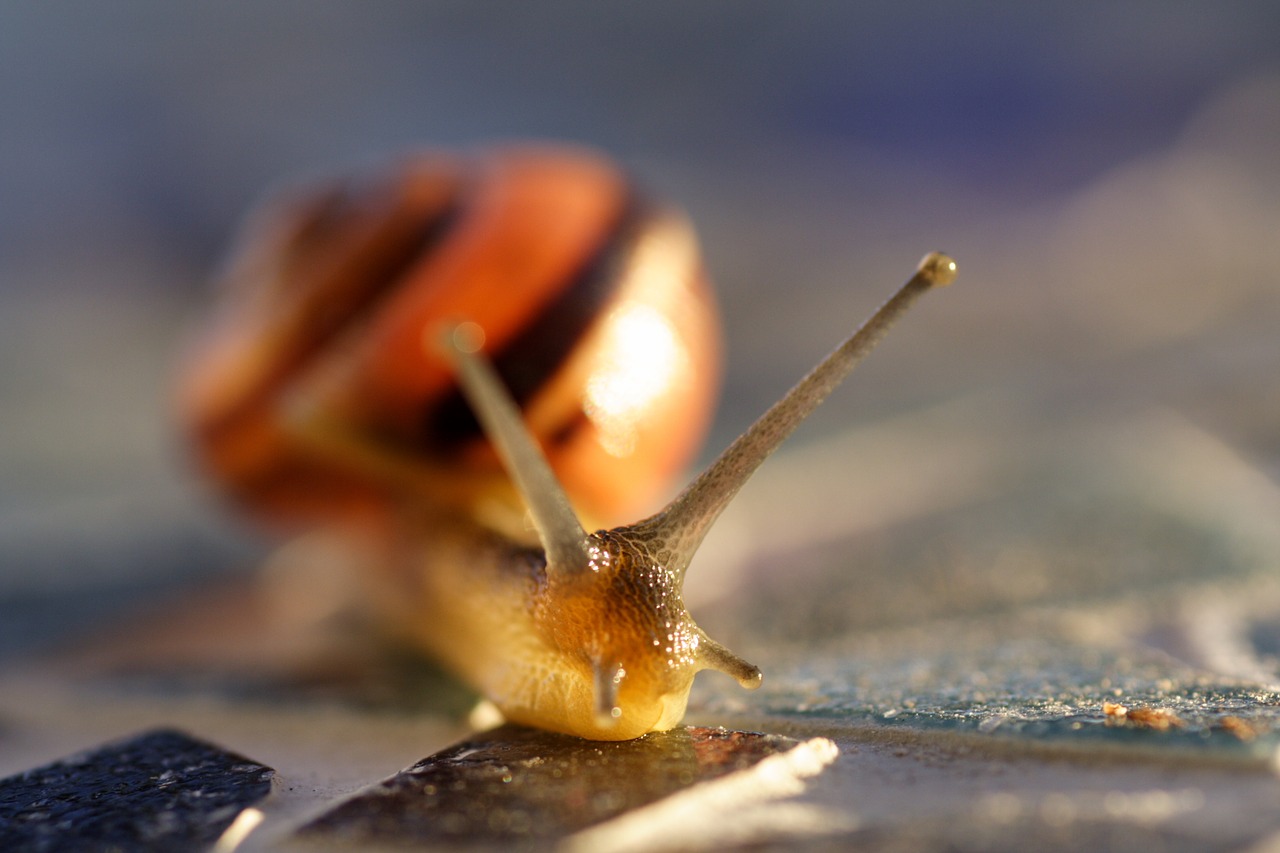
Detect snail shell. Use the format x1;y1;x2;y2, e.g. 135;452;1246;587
178;146;719;531
178;144;956;740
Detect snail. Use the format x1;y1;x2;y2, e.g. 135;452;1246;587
178;145;956;740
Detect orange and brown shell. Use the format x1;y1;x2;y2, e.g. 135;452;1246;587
176;146;721;532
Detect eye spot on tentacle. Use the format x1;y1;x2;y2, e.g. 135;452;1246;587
446;320;486;354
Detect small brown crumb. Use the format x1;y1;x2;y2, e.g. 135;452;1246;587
1102;702;1185;731
1218;716;1263;741
1102;701;1127;718
1126;707;1185;730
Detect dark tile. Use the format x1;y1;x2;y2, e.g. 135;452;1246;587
0;728;273;853
299;724;797;847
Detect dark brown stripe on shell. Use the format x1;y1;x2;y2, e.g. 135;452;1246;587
283;172;470;383
206;170;471;440
422;189;654;450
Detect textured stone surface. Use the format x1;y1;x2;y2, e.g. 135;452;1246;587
0;728;273;852
682;407;1280;765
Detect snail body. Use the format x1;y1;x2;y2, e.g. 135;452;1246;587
179;145;955;740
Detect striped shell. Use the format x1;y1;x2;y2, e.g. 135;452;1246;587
178;147;720;531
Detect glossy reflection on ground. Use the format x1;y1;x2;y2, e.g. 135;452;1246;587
297;724;833;847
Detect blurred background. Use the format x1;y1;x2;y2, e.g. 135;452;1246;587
2;2;1279;663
